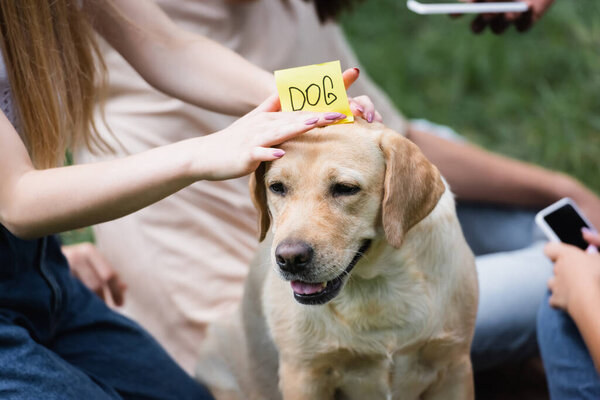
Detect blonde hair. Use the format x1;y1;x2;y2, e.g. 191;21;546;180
0;0;110;168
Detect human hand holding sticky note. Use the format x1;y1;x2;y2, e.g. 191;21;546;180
275;60;354;124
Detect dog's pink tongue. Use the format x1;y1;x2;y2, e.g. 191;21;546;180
291;280;325;295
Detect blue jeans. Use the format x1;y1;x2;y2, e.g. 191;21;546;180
0;226;213;399
537;292;600;399
458;202;553;372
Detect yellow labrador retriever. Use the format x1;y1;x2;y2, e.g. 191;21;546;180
196;119;478;400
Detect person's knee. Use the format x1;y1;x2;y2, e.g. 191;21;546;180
536;291;565;351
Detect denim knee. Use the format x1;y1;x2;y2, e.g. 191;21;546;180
537;292;600;399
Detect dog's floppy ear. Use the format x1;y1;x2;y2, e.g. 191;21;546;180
379;129;445;248
249;163;271;242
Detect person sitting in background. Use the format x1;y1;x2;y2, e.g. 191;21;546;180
537;228;600;398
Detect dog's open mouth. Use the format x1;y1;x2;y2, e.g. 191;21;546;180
291;240;372;305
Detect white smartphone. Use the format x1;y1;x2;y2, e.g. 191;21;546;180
407;0;529;15
535;198;597;250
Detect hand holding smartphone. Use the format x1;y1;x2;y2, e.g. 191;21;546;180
535;198;598;252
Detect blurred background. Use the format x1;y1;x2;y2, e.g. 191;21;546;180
341;0;600;194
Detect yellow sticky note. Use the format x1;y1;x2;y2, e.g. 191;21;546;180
275;60;354;124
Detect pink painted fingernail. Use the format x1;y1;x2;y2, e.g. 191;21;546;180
367;112;374;123
324;112;346;121
354;104;364;113
273;149;285;157
582;227;593;235
304;117;319;125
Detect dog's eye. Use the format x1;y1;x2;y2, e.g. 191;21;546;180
331;183;361;197
269;182;287;196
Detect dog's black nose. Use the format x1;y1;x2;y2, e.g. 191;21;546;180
275;240;313;273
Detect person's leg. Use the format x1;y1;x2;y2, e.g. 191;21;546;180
456;201;543;256
50;263;213;400
537;292;600;399
0;314;120;400
471;241;553;372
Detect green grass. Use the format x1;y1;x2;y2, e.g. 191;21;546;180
341;0;600;194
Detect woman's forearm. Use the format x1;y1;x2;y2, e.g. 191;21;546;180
2;139;197;239
133;33;275;116
84;0;274;116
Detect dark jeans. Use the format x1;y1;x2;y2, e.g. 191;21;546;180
0;226;213;399
537;291;600;399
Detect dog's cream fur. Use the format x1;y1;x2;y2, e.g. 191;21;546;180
196;119;478;400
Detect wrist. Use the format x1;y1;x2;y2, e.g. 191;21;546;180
179;135;227;181
172;137;207;182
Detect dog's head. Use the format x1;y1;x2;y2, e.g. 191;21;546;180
250;119;445;305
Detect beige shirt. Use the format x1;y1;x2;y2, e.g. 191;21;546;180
77;0;406;374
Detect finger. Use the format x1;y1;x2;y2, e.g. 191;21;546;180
80;244;123;304
86;245;119;284
349;101;364;117
548;293;560;309
490;15;510;34
471;15;488;34
249;147;286;163
547;276;555;291
78;258;104;291
374;110;383;123
261;112;346;147
505;11;520;21
529;0;553;21
586;244;599;254
351;95;376;123
251;94;282;115
515;9;533;32
107;275;127;306
544;242;565;261
342;68;360;90
582;228;600;247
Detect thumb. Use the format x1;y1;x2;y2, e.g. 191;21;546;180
544;242;565;261
250;147;286;163
342;68;360;90
254;94;281;113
